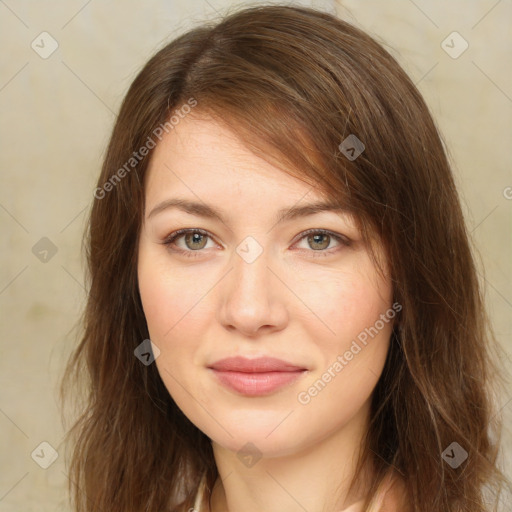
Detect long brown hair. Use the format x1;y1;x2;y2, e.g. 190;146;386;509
60;4;512;511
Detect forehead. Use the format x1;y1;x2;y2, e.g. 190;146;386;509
144;114;327;205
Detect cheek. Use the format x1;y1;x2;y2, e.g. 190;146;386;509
138;266;177;341
292;265;392;352
138;247;206;342
137;249;220;406
137;256;205;401
294;274;393;424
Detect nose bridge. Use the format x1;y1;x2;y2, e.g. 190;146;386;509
234;241;270;297
230;237;272;311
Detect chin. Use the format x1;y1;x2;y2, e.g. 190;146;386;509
212;433;304;459
203;415;312;460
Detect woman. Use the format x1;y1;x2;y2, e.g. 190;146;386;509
60;4;511;511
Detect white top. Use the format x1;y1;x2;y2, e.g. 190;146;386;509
192;471;394;511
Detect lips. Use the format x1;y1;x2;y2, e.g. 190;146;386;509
209;356;306;372
208;356;307;396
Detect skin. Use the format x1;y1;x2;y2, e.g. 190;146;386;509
137;113;400;511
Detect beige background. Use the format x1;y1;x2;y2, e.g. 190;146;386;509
0;0;510;510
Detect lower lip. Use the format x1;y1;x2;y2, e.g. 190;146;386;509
210;370;306;396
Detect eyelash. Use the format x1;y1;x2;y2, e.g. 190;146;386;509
160;228;350;259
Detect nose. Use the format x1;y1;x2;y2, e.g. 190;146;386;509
218;245;289;337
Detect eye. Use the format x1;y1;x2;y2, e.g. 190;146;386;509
161;228;350;258
161;228;217;258
292;229;350;257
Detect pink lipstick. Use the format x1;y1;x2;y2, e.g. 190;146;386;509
208;356;307;396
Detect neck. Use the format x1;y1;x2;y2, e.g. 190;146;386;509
207;400;373;512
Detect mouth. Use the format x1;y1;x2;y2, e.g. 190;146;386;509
208;356;308;396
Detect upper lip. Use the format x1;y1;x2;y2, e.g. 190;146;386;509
208;356;306;373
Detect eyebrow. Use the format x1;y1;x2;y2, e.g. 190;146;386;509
147;198;349;224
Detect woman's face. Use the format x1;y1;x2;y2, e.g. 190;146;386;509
137;114;395;457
